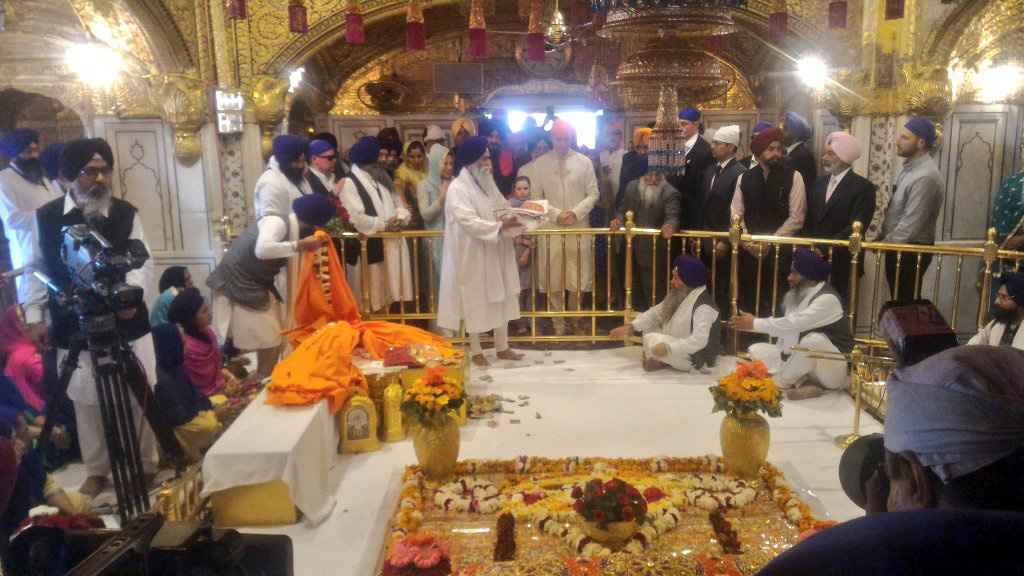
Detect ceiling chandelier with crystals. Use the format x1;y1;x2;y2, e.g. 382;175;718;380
595;0;747;41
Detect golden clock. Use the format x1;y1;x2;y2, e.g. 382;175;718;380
514;37;573;79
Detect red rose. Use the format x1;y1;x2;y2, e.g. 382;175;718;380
592;509;606;523
621;506;636;522
639;500;648;515
591;488;603;499
573;500;584;514
616;493;629;506
607;478;620;488
643;486;667;502
571;486;583;499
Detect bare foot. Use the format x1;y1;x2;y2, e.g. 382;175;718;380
471;354;491;367
785;384;826;400
79;475;108;498
496;348;524;361
642;357;667;372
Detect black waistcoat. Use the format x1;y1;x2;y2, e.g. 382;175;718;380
739;164;796;234
344;174;385;267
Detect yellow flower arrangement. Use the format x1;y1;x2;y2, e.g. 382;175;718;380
401;366;464;427
709;360;782;417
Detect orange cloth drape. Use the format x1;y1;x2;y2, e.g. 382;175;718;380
353;320;456;360
267;321;368;413
290;230;360;346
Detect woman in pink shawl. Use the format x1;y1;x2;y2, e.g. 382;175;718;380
0;305;45;412
168;288;225;397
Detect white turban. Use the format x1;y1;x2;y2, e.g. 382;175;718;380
425;124;444;141
826;131;862;164
711;125;740;147
884;346;1024;483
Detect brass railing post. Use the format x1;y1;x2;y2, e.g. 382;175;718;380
979;227;998;331
847;221;863;332
360;235;371;315
623;211;635;342
729;214;742;357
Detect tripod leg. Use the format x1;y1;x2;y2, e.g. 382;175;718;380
93;364;133;525
36;341;84;461
107;362;150;517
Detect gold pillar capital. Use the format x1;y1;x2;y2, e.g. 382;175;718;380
157;70;208;166
251;75;290;159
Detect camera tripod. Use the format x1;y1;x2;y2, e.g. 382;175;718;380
37;322;184;525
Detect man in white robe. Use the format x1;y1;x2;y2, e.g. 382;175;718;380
968;272;1024;349
437;136;524;367
340;136;413;313
254;134;314;219
599;121;626;201
730;247;853;400
528;119;600;335
609;255;720;372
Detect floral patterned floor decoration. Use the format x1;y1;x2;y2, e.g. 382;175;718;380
378;455;835;576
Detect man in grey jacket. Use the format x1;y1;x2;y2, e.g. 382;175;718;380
610;165;681;311
876;116;945;301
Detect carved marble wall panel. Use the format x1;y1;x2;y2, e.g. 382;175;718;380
329;116;392;155
220;133;248;229
394;115;464;149
812;109;840;166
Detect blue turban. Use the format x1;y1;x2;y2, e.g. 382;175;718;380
905;116;937;148
752;121;774;136
39;143;64;182
1001;271;1024;307
673;254;710;288
678;107;701;122
348;136;380;166
308;139;334;158
792;246;831;281
60;138;114;180
455;135;488;172
784;112;812;141
0;128;39;158
272;134;309;166
292;194;338;227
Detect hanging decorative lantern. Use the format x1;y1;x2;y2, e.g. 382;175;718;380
648;86;687;174
527;0;545;61
586;63;611;109
406;0;425;51
828;1;847;29
288;0;308;34
885;0;904;20
346;0;365;43
225;0;247;20
468;0;487;59
708;34;730;51
767;0;788;44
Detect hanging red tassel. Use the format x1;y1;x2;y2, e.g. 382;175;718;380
406;0;425;51
885;0;904;19
346;0;365;43
288;0;308;34
468;0;487;59
708;34;730;51
526;0;544;61
828;1;847;29
226;0;247;20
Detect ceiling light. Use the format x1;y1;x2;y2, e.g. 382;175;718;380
797;56;828;90
975;62;1023;103
65;43;123;87
289;67;305;93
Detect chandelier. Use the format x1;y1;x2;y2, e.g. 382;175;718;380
613;47;733;103
595;0;745;41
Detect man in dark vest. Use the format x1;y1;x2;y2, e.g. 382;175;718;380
208;195;332;378
305;139;343;199
730;126;807;318
609;255;720;372
729;247;853;400
802;131;876;304
667;107;715;231
22;138;157;498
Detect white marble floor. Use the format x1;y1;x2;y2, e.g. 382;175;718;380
53;346;884;576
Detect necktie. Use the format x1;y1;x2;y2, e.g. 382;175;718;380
826;175;838;203
710;164;723;192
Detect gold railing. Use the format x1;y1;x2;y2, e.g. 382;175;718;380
335;214;1024;351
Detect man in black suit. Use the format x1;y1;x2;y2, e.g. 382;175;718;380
802;132;876;304
305;138;341;198
739;121;774;169
668;107;715;232
616;126;652;209
696;125;746;317
782;111;817;195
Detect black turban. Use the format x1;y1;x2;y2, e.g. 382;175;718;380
168;287;204;325
60;138;114;181
159;266;189;293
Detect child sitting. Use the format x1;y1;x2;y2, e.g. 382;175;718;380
151;266;192;326
508;176;534;336
168;288;239;397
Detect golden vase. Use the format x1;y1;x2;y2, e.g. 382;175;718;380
412;417;460;483
580;519;640;551
720;411;770;480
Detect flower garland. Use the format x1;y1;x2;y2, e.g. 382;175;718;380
383;532;452;576
433;477;503;513
761;462;836;533
392;469;425;538
531;504;687;557
681;474;757;511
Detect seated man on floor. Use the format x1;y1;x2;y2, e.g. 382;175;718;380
968;271;1024;349
729;247;852;399
609;255;720;372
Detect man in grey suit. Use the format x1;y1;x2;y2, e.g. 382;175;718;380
611;163;681;311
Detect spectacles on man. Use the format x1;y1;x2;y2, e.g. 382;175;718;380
80;166;114;178
317;154;337;161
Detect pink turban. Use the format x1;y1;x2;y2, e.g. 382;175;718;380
551;119;575;138
826;132;862;164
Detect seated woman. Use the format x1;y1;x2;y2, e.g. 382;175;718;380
151;324;231;462
168;287;237;397
151;266;192;326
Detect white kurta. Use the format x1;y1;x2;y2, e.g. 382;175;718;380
0;166;61;300
631;286;719;371
600;148;626;199
340;165;413;312
529;150;600;293
253;158;313;219
436;170;521;334
967;319;1024;349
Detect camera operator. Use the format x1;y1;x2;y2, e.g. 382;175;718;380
22;138;158;499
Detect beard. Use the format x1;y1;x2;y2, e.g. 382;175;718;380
991;305;1020;325
467;162;502;200
280;163;306;185
13;157;44;184
782;281;813;314
661;284;691;310
73;180;112;225
763;155;781;168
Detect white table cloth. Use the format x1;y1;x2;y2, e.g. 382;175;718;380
201;389;338;525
